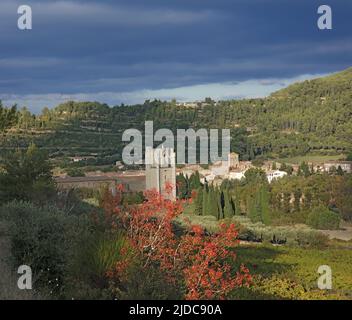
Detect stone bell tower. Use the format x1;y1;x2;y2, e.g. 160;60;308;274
145;146;176;200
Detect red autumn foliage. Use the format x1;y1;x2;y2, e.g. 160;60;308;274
106;184;251;300
99;185;123;219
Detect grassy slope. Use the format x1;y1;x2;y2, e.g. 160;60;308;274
272;67;352;98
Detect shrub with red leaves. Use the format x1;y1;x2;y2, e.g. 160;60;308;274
106;184;251;300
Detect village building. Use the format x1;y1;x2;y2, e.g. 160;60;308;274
69;155;96;163
266;170;288;183
177;164;202;178
228;171;246;181
55;176;119;194
115;161;125;170
228;152;240;170
55;174;146;194
323;161;352;173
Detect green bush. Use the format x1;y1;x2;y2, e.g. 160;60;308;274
66;168;85;177
0;201;89;296
296;231;329;249
114;264;182;300
232;216;329;248
306;206;340;230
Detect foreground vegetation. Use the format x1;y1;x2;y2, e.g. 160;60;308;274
2;197;351;300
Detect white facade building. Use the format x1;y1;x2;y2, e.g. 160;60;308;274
266;170;287;183
228;171;246;181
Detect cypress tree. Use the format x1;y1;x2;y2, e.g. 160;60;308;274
217;189;224;220
194;187;203;216
224;191;235;219
260;185;271;225
176;173;188;199
207;187;218;218
337;166;344;176
202;187;208;216
189;171;201;190
293;189;302;212
247;185;271;224
248;190;261;223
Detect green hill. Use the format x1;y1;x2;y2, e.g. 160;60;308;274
273;67;352;99
1;67;352;165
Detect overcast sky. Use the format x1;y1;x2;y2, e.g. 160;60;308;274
0;0;351;113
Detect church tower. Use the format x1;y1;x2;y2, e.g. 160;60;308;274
145;147;176;200
228;152;240;170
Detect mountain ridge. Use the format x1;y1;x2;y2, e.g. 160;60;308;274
1;67;352;162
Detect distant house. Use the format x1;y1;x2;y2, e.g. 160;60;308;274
323;161;352;173
228;171;246;181
115;161;125;169
70;156;96;163
266;170;287;183
179;102;198;108
228;152;240;170
201;173;216;184
211;165;229;177
177;164;202;178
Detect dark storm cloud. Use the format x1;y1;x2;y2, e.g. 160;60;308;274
0;0;351;112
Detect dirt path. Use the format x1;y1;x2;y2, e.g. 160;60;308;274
319;221;352;241
0;222;35;300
